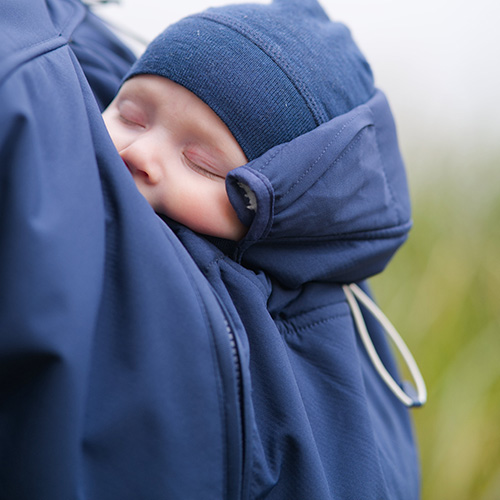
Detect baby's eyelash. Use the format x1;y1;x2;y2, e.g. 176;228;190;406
183;155;225;181
119;114;145;128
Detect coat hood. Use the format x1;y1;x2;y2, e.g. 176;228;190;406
226;90;411;287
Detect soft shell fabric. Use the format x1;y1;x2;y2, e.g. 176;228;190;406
125;0;374;160
167;90;420;498
1;1;243;499
0;0;420;498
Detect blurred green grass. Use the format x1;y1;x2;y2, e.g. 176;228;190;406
371;153;500;500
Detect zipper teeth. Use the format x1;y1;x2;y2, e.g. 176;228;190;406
224;318;242;402
223;316;246;499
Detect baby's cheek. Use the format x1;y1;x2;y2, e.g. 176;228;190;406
191;185;245;240
211;191;247;240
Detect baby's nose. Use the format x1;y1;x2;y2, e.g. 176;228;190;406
120;148;163;186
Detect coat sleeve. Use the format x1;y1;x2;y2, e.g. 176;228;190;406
0;1;242;499
69;6;137;110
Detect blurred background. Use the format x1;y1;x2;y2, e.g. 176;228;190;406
92;1;500;498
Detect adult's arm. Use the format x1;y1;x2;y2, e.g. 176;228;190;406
69;4;137;110
0;1;242;498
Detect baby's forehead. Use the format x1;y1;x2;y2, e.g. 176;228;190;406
116;74;247;164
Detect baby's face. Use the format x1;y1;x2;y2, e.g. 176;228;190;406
103;75;248;240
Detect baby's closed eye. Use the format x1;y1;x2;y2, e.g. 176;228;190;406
118;99;147;128
182;153;225;181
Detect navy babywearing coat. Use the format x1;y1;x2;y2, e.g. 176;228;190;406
0;0;422;498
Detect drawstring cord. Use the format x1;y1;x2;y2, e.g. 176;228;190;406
343;283;427;408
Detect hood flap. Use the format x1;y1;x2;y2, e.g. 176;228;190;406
226;90;411;287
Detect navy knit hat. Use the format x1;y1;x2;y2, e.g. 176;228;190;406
125;0;374;161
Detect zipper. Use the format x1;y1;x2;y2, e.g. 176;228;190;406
213;295;247;500
224;317;243;415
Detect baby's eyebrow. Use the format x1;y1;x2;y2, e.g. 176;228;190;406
117;97;147;119
192;120;245;162
117;83;156;110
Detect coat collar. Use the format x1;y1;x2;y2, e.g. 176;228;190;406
226;90;412;287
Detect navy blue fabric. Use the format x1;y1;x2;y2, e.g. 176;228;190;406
126;0;374;160
0;0;420;498
0;1;243;499
70;9;137;110
167;90;420;498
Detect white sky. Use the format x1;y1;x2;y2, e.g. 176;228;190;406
94;0;500;163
